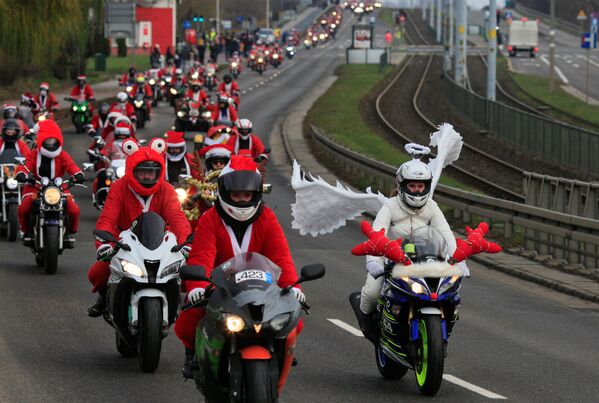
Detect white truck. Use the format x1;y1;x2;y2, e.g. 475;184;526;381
507;18;539;57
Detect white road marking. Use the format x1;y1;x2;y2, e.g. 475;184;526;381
241;90;247;94
576;54;599;69
328;319;509;399
540;56;570;84
248;87;253;91
573;64;580;68
443;375;507;400
260;81;265;85
327;318;363;337
565;59;573;64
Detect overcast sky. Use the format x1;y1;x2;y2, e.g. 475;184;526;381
381;0;507;10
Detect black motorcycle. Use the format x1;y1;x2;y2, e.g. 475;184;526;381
180;253;325;403
132;92;149;129
0;153;21;241
175;102;212;133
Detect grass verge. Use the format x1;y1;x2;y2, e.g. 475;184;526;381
304;63;470;190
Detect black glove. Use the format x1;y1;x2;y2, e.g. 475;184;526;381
73;172;85;184
16;172;28;183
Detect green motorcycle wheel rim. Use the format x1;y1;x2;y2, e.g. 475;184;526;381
415;319;428;386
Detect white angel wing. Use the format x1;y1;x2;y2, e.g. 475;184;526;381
428;123;463;195
291;161;388;237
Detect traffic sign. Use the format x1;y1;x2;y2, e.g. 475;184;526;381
577;10;587;21
592;18;599;33
581;32;597;49
182;19;192;29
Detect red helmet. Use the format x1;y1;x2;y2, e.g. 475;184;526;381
122;138;166;196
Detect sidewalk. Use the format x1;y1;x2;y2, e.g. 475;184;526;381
280;6;319;32
276;54;599;306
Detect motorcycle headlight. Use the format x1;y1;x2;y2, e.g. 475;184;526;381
287;46;293;51
177;111;185;118
175;187;187;203
161;261;181;278
43;187;61;205
202;111;212;118
81;106;87;111
170;88;177;95
106;168;115;178
437;276;460;295
166;77;172;83
269;313;290;332
6;177;18;190
72;106;78;112
273;54;279;59
126;86;133;93
121;260;144;277
411;282;425;294
225;314;245;332
258;58;264;63
134;100;143;108
149;79;156;85
116;166;126;178
331;23;337;28
231;62;238;68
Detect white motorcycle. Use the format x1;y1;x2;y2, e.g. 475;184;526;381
85;139;128;210
93;212;192;373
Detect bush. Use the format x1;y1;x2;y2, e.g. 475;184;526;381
117;38;127;57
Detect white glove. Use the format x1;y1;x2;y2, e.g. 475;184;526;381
181;245;191;259
188;287;205;304
97;244;114;262
291;287;306;304
366;260;385;278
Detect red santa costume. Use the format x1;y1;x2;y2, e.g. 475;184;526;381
164;131;200;184
211;94;238;126
227;119;268;160
204;125;233;146
174;156;303;350
88;138;192;295
17;120;82;235
33;83;59;113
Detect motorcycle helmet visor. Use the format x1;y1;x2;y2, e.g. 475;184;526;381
207;156;230;171
42;138;60;152
2;120;20;138
134;161;162;187
191;85;201;92
167;146;184;156
218;170;262;207
3;107;17;119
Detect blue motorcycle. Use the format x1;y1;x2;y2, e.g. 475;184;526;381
350;226;464;396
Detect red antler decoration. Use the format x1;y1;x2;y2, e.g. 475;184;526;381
351;221;411;265
451;222;502;262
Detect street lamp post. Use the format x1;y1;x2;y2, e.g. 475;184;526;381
266;0;270;29
487;0;497;101
216;0;221;36
549;0;556;92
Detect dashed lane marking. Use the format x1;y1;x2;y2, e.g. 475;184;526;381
327;318;363;337
443;375;507;400
576;54;599;69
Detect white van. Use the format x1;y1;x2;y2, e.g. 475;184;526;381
507;18;539;57
257;28;276;44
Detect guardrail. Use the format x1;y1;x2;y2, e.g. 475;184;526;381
443;74;599;176
515;4;580;37
309;125;599;269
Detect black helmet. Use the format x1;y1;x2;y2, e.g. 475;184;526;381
128;65;137;77
134;161;162;188
223;74;232;83
2;119;21;140
3;106;17;119
42;137;60;152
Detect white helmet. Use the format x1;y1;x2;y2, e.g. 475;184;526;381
396;159;432;209
117;91;128;103
236;118;253;140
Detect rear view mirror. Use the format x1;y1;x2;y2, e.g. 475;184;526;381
262;184;272;194
83;163;95;171
93;229;117;243
14;157;26;165
180;265;210;282
299;264;326;282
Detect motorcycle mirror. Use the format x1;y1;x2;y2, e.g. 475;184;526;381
93;229;117;243
14;157;26;165
298;264;326;283
86;149;97;157
185;233;195;244
138;139;147;145
262;184;272;194
83;163;95;171
180;265;210;282
263;147;271;154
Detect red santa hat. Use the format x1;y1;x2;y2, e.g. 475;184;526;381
199;144;232;159
220;155;259;176
114;121;131;136
77;75;87;81
36;120;63;148
122;138;166;196
165;130;186;148
39;82;50;90
207;125;232;139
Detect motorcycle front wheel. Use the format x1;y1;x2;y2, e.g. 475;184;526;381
6;203;18;242
137;298;162;373
375;345;408;380
242;360;273;403
415;316;444;396
43;226;59;274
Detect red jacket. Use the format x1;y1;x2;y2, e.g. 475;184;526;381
95;178;191;247
211;105;238;125
217;81;240;95
69;85;94;100
185;206;298;292
0;138;30;157
164;153;201;182
226;133;266;160
109;103;135;119
90;114;106;131
185;90;209;106
17;149;81;196
34;93;59;112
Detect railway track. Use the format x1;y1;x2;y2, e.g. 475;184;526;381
374;11;525;201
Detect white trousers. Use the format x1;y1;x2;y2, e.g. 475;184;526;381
359;273;383;314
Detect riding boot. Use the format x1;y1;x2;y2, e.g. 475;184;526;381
87;294;107;317
182;348;195;379
349;292;377;344
22;231;33;247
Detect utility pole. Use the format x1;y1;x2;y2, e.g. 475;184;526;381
454;0;467;86
444;0;454;73
549;0;556;92
430;0;435;29
436;0;442;43
266;0;270;29
422;0;426;20
487;0;497;100
216;0;220;36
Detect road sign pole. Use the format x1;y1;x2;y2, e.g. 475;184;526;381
454;0;467;87
549;0;556;92
266;0;270;29
216;0;220;36
586;46;590;103
436;0;442;43
430;0;435;29
487;0;497;101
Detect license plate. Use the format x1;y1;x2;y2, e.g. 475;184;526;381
235;270;272;284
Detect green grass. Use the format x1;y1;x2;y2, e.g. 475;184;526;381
379;8;396;28
506;59;599;128
85;54;151;82
305;64;470;190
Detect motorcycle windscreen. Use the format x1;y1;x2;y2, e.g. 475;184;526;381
130;212;167;251
211;252;282;296
402;225;449;264
0;149;19;164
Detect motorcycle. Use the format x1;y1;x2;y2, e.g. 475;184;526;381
204;71;217;92
229;61;241;79
285;45;296;59
147;76;159;106
175;102;213;133
133;92;149;129
180;253;325;403
84;139;127;210
160;74;173;103
0;154;21;241
20;173;84;274
66;97;92;133
270;52;282;68
304;38;312;49
349;226;463;396
93;212;193;373
255;57;266;76
169;82;186;109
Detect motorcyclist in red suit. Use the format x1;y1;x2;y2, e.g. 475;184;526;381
0;119;30;158
164;131;201;184
185;81;209;107
0;105;31;137
173;155;305;378
87;103;110;138
216;74;240;108
33;82;59;114
15;120;84;246
87;138;192;317
68;75;95;113
227;118;268;161
210;93;238;126
110;92;136;123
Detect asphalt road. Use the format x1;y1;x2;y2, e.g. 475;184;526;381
1;10;599;403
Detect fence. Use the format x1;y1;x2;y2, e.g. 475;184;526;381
443;75;599;177
309;125;599;269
